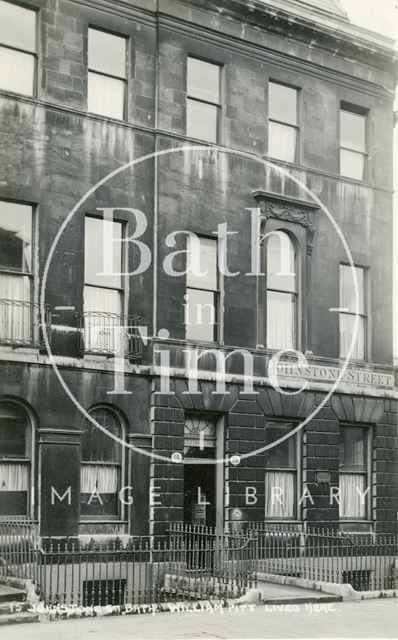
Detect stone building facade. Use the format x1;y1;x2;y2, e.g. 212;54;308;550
0;0;397;538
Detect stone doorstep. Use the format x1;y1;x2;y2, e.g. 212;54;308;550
0;578;40;626
0;585;26;604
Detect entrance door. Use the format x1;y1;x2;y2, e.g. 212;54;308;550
183;463;216;527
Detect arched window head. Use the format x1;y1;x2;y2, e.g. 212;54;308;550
80;407;123;520
266;231;298;351
0;401;32;516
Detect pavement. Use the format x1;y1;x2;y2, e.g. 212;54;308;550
1;598;398;639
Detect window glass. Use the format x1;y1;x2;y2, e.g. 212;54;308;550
0;202;32;272
0;401;30;516
187;57;220;103
340;110;365;152
340;265;364;313
269;83;297;125
88;73;125;120
81;409;121;462
187;236;217;290
0;0;36;52
186;288;216;342
0;402;27;458
339;426;367;471
85;216;122;289
267;232;296;292
268;121;297;162
88;28;126;78
187;99;218;143
265;423;296;468
0;48;35;96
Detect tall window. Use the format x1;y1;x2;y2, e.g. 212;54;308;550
0;1;37;96
267;231;297;350
339;426;370;520
0;401;31;516
80;408;123;519
84;216;124;353
187;56;221;143
185;236;218;342
340;107;367;181
268;82;298;163
0;201;34;344
339;265;366;360
265;421;298;519
88;28;127;120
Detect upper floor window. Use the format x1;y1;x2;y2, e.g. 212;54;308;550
185;236;218;342
265;421;299;519
340;107;367;181
81;407;123;519
0;0;37;96
0;401;32;516
339;425;370;520
268;82;298;163
186;56;221;143
0;201;34;345
84;216;124;353
88;28;127;120
339;265;367;361
267;231;297;350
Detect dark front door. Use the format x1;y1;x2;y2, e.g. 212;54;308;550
183;464;216;528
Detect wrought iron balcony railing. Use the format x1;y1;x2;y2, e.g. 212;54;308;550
0;299;51;348
76;312;143;361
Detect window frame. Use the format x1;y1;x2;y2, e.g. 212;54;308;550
0;0;38;98
186;55;222;144
268;80;300;164
185;234;220;344
338;424;372;522
264;419;301;521
87;26;128;121
338;263;368;362
339;104;368;182
266;230;299;351
80;406;126;522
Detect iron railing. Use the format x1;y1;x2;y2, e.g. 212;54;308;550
0;299;51;348
76;312;143;360
0;518;39;582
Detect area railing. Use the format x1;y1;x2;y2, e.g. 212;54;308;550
0;518;39;583
0;299;51;348
76;312;143;360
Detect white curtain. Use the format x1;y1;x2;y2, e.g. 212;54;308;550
0;47;35;97
0;274;31;342
88;72;125;120
339;314;365;360
267;294;294;350
339;473;366;518
84;286;122;353
265;471;295;518
269;122;297;163
340;149;364;181
81;464;119;494
0;463;29;491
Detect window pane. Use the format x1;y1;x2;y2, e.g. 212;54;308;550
340;110;365;152
0;1;36;52
84;286;123;352
269;121;297;162
88;72;125;120
187;99;218;143
187;57;220;103
85;216;122;288
267;291;295;350
339;473;366;518
0;201;32;272
0;47;35;96
81;464;120;516
81;410;121;462
267;232;296;292
340;149;364;181
185;288;216;342
339;427;367;471
0;402;27;458
265;423;296;468
265;471;296;518
340;266;364;313
88;28;126;78
187;237;217;290
269;83;297;125
339;314;365;360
